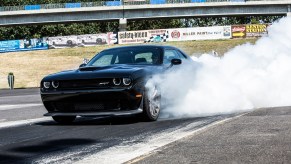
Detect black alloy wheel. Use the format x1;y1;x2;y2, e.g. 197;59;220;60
142;86;161;121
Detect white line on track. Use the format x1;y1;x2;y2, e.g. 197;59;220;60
73;114;246;164
0;103;42;111
0;117;51;129
0;94;38;98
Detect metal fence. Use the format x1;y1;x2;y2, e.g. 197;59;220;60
0;0;285;12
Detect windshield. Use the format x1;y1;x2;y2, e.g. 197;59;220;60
87;47;163;67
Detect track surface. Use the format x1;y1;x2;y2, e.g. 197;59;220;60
0;88;44;122
0;88;230;163
1;89;291;163
134;106;291;164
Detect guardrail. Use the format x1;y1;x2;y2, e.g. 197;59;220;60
0;0;284;12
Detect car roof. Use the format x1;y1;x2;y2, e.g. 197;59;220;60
101;45;178;52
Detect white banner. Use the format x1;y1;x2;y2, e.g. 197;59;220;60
118;26;231;44
167;26;232;41
118;29;168;44
45;33;117;49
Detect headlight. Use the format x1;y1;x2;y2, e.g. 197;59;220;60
43;82;51;89
52;81;59;88
113;78;121;85
123;78;131;86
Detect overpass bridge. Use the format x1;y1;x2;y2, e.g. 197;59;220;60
0;0;290;30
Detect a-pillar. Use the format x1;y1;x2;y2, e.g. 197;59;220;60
288;5;291;17
119;18;127;32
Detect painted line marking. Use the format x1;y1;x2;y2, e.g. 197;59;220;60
0;119;6;122
0;94;39;98
0;103;42;111
0;117;52;129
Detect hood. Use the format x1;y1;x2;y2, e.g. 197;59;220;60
42;65;159;81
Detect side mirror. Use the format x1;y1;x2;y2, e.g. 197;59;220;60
79;63;86;68
171;59;182;65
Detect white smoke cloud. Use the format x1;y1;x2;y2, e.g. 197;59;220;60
152;17;291;118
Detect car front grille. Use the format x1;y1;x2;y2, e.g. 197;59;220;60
75;103;105;111
59;78;113;90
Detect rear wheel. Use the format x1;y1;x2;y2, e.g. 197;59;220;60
96;38;103;44
52;116;76;124
142;86;161;121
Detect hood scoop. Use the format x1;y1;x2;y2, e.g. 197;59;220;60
79;66;104;71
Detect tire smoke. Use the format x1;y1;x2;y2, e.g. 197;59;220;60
152;17;291;118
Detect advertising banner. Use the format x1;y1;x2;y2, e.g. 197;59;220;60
118;26;231;44
0;39;48;53
167;26;232;41
191;0;206;2
231;25;246;38
65;3;81;8
45;33;117;49
246;24;268;37
25;5;41;10
118;29;168;44
150;0;166;4
0;40;20;52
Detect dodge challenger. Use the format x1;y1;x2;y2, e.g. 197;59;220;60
40;45;192;124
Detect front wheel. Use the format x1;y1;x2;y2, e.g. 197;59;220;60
52;116;76;124
142;86;161;121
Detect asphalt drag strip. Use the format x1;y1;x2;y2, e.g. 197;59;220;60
0;88;46;123
0;114;232;164
75;115;240;164
132;106;291;164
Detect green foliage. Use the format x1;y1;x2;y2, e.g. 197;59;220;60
0;22;119;40
128;19;183;31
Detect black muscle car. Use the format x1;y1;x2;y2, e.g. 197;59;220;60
40;45;192;124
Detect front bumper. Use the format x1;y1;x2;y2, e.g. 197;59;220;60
44;108;143;117
41;88;143;117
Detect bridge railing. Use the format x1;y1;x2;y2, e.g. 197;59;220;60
0;6;25;12
0;0;284;12
40;4;65;10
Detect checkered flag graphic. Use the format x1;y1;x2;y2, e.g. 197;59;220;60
144;32;169;43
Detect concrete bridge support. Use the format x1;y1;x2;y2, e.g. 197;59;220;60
287;5;291;17
119;18;127;32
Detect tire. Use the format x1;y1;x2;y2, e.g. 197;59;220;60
142;86;161;121
67;40;73;46
96;38;102;44
52;116;76;124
